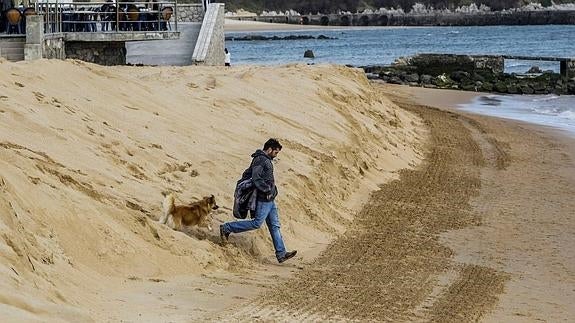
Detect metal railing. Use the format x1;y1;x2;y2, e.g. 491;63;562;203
34;1;178;34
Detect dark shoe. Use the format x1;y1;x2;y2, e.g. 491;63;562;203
219;225;229;245
278;250;297;263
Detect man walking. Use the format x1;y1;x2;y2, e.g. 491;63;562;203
220;139;297;263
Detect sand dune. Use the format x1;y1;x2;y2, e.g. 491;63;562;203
0;60;423;320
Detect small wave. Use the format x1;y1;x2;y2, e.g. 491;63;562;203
531;107;559;115
532;95;560;102
559;110;575;120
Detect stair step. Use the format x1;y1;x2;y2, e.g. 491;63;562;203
0;43;25;49
1;36;27;62
3;53;24;62
1;47;25;55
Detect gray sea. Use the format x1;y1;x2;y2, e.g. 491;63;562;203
226;25;575;136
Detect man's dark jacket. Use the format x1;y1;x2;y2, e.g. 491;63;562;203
233;149;278;219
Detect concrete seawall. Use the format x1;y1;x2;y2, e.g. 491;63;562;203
235;10;575;27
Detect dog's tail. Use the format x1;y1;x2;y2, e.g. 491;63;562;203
160;194;176;224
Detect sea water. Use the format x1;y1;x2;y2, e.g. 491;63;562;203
226;25;575;136
458;94;575;136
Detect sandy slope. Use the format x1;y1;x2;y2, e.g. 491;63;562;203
0;59;423;321
208;84;575;322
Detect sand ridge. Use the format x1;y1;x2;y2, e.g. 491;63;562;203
0;59;423;320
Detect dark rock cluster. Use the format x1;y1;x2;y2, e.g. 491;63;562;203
225;34;336;41
364;65;575;95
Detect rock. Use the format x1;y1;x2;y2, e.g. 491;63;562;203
304;50;315;58
405;73;419;83
527;66;542;74
520;84;534;94
495;82;508;93
420;74;433;84
481;82;494;92
389;77;403;84
472;73;486;82
461;84;476;91
450;70;470;82
507;84;519;94
532;82;546;92
433;74;453;87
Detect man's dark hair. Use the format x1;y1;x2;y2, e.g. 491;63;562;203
263;138;282;151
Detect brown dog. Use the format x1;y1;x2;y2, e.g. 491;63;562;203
159;193;219;231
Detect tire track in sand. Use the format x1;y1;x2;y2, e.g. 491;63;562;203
213;98;508;322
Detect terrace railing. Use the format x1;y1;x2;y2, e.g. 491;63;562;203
34;1;178;34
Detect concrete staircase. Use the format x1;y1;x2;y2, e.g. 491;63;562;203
0;36;26;62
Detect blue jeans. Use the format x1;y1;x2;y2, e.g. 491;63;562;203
222;201;287;260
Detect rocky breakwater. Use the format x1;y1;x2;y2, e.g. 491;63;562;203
364;54;575;95
225;34;336;41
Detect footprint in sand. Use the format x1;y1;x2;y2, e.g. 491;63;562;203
205;77;217;90
33;92;45;102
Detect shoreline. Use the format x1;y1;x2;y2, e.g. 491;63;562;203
382;82;575;139
224;18;423;32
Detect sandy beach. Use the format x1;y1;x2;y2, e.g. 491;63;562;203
224;18;403;32
0;56;574;321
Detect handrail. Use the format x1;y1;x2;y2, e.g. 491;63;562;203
31;1;178;34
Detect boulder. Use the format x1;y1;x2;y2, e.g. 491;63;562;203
450;70;470;82
527;66;542;74
507;84;519;94
481;82;494;92
389;77;403;84
532;82;546;92
420;74;433;84
472;73;486;82
304;50;315;58
495;82;508;93
433;74;453;88
405;73;420;83
520;84;534;94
